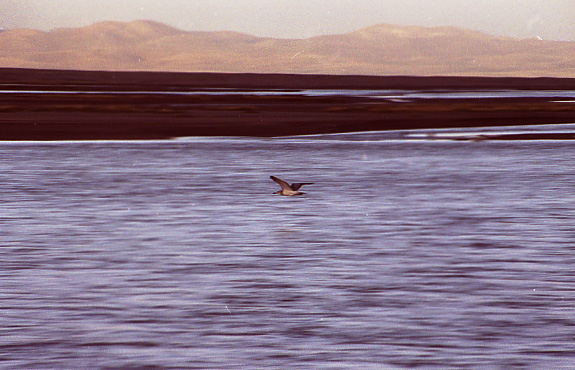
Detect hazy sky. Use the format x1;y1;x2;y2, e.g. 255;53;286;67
2;0;574;41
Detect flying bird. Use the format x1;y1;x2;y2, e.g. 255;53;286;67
270;176;314;196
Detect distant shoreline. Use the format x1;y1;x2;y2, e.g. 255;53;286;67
1;68;575;140
3;68;575;90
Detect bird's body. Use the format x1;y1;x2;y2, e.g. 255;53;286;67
270;176;314;196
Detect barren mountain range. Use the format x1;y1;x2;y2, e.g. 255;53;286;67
1;20;574;77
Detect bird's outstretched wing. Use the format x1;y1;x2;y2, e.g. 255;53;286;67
290;182;314;191
270;176;292;190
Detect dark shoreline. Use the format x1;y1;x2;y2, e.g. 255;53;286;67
1;68;575;140
4;68;575;90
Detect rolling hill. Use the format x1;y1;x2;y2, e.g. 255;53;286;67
1;20;574;77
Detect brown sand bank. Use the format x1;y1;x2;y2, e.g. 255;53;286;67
1;68;575;140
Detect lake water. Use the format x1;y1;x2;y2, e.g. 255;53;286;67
1;129;575;369
3;88;575;101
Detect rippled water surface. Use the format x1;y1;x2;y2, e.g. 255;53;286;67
1;132;575;369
